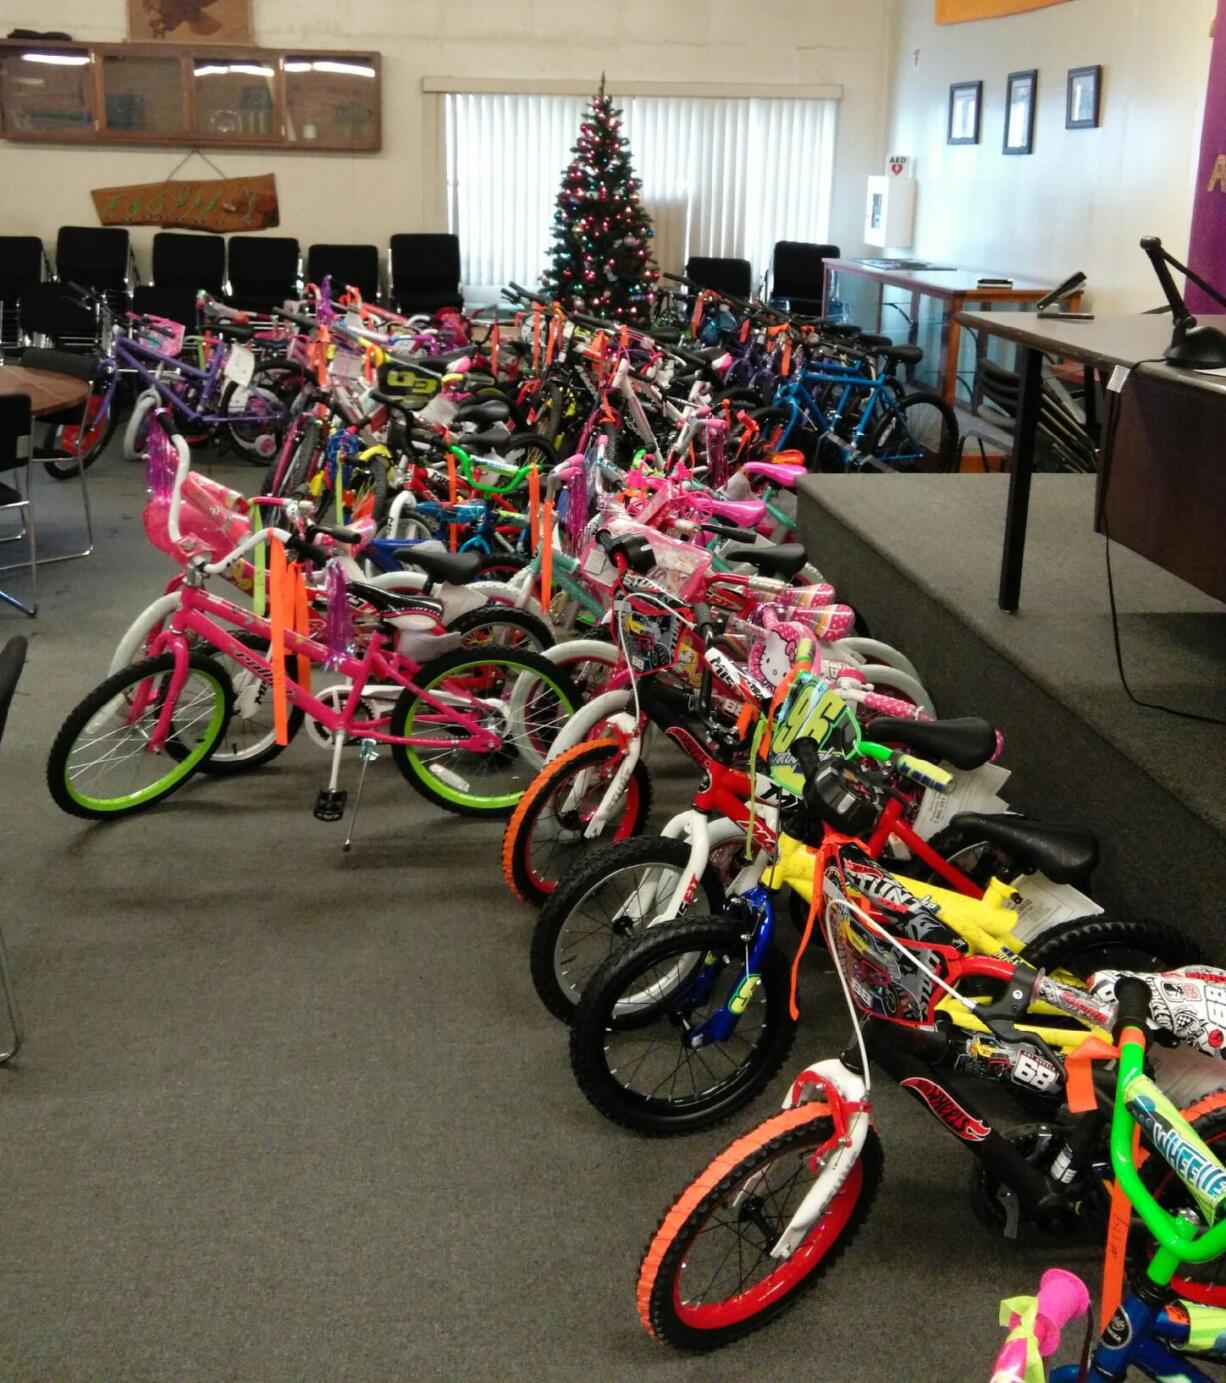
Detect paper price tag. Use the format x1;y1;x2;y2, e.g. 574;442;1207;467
912;761;1011;840
223;342;256;388
1008;873;1103;944
582;544;615;580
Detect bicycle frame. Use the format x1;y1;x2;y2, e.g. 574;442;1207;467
140;584;501;755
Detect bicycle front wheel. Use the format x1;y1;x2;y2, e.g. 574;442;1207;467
863;388;959;473
390;648;579;816
500;737;652;905
638;1106;883;1351
47;653;232;819
569;916;795;1135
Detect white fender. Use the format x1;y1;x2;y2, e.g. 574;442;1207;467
546;687;634;761
108;591;181;675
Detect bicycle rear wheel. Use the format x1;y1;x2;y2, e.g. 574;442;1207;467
47;653;232;819
638;1105;883;1350
390;648;579;816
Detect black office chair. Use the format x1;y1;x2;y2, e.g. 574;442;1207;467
0;236;47;350
0;633;28;1062
133;231;226;326
226;235;301;310
21;225;133;351
0;395;36;617
17;348;97;559
307;243;381;303
388;234;462;315
684;256;753;300
768;241;840;316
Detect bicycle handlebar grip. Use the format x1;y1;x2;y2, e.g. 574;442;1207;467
273;308;318;329
1113;976;1153;1042
286;533;332;566
153;409;181;439
894;754;953;794
691;602;716;640
701;521;760;545
791;736;825;783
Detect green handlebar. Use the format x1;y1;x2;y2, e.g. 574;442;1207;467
447;443;535;497
1110;1027;1226;1275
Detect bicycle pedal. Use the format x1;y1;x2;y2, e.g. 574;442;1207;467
314;788;348;822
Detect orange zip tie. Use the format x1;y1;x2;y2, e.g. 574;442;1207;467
540;500;554;610
527;466;541;553
532;306;543;372
294;560;312;694
490;320;500;380
690;289;709;338
1102;1124;1141;1327
268;538;290;746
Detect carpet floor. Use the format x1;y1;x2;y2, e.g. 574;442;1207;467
0;445;1131;1381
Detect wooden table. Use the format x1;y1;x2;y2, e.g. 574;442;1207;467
822;259;1076;406
956;310;1226;610
0;365;90;417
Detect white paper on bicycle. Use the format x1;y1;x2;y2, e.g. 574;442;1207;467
418;395;457;426
223;343;256;388
1007;874;1102;943
911;762;1011;841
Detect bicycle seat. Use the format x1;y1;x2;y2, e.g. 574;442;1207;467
217;323;256;341
870;716;997;771
707;498;766;528
742;460;808;489
720;541;808;580
950;813;1099;885
457;429;513;453
394;543;483;585
879;344;924;367
453;400;511;427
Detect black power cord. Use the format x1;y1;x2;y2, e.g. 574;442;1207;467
1099;363;1226;726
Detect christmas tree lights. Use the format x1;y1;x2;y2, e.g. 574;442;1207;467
542;78;659;321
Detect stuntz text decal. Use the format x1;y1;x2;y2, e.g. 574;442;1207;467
900;1076;990;1142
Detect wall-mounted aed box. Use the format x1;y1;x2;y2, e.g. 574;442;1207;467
864;174;916;249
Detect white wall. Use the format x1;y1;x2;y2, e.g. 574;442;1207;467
883;0;1215;310
0;0;892;282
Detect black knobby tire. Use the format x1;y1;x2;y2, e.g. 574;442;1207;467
495;430;559;470
48;653;233;820
473;551;529;584
530;835;728;1022
389;647;579;816
863;388;959;473
569;915;796;1136
1022;916;1199;980
637;1108;884;1350
263;415;322;498
444;603;553;654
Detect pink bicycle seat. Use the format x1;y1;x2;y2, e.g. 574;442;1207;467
707;497;766;527
742;460;808;489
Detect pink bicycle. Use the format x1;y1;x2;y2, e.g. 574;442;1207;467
47;419;580;824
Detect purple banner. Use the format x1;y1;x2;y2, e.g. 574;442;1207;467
1187;3;1226;312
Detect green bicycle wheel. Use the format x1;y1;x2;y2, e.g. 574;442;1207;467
389;648;579;816
47;653;233;820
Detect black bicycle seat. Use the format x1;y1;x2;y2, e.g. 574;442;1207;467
869;716;996;771
879;344;924;367
720;542;808;580
453;399;511;428
394;544;483;585
951;813;1100;884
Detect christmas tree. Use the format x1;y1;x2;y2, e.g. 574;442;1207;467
543;80;659;320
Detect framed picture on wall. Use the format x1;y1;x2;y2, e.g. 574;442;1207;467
128;0;254;44
1066;65;1102;129
947;81;983;145
1003;69;1037;154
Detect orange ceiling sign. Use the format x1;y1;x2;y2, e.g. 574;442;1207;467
937;0;1071;22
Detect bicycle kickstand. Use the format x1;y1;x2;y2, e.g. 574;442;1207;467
343;739;380;852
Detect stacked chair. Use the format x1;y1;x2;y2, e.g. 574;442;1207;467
133;231;226;327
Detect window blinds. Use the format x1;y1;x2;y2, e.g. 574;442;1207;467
443;91;837;293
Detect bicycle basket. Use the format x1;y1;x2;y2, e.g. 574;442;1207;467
134;315;184;358
825;852;965;1026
